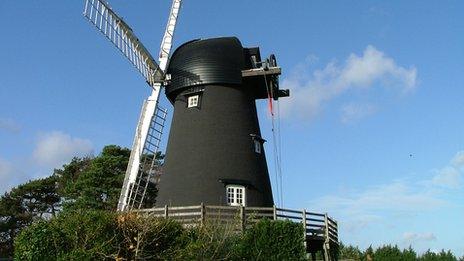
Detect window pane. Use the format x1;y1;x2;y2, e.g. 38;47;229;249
188;95;199;108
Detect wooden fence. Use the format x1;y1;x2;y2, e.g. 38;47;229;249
136;204;338;246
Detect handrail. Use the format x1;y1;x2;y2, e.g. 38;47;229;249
137;204;338;247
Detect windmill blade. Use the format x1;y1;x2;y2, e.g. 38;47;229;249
158;0;182;70
83;0;164;86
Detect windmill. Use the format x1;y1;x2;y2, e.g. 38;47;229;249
83;0;182;211
84;0;289;210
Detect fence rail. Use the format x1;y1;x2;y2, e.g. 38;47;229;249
136;204;339;245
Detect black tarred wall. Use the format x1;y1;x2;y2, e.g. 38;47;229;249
156;37;274;207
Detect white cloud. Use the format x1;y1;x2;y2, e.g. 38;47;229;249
426;151;464;189
341;103;377;123
403;232;437;243
310;150;462;236
0;118;21;133
431;166;461;189
451;151;464;167
33;131;93;169
311;181;444;217
280;45;417;120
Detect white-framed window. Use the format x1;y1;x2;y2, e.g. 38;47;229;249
254;139;261;154
226;185;246;206
187;95;199;108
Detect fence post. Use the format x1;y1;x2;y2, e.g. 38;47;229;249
272;205;277;220
164;205;168;218
200;202;205;226
323;213;330;261
240;205;245;232
302;209;307;250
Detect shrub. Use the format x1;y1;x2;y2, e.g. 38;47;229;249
116;213;187;260
236;219;306;260
177;220;241;260
15;210;119;260
14;220;67;260
57;210;119;259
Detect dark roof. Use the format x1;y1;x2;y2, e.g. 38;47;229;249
165;37;245;102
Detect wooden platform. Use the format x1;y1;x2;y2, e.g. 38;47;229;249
136;204;339;260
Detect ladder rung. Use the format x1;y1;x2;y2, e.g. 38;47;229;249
145;140;158;148
155;120;165;126
146;134;161;142
154;113;165;120
149;127;163;134
144;148;156;154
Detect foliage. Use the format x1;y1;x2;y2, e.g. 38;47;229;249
337;244;459;261
116;212;186;260
372;245;406;261
14;220;66;260
60;145;130;211
177;220;241;260
0;176;60;258
14;175;60;218
418;249;459;261
1;145;164;258
14;210;119;260
236;218;306;260
14;212;311;260
339;242;363;260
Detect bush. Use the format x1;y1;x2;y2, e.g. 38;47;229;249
116;213;187;259
15;210;119;260
14;210;190;260
14;220;67;260
177;220;241;260
236;219;306;260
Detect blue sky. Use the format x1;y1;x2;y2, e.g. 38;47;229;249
0;0;463;256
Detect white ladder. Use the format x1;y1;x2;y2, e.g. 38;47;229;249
126;106;167;210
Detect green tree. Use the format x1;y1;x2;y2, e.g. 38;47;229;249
364;245;374;261
60;145;130;211
0;176;60;258
2;144;163;258
419;249;458;261
0;192;30;258
339;242;363;260
15;176;60;217
402;246;418;261
60;145;161;211
373;245;403;261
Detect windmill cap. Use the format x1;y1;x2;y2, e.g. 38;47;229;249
165;37;245;102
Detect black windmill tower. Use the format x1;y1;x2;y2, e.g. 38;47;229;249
83;0;288;210
158;37;289;207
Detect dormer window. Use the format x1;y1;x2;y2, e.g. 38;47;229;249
187;95;199;108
